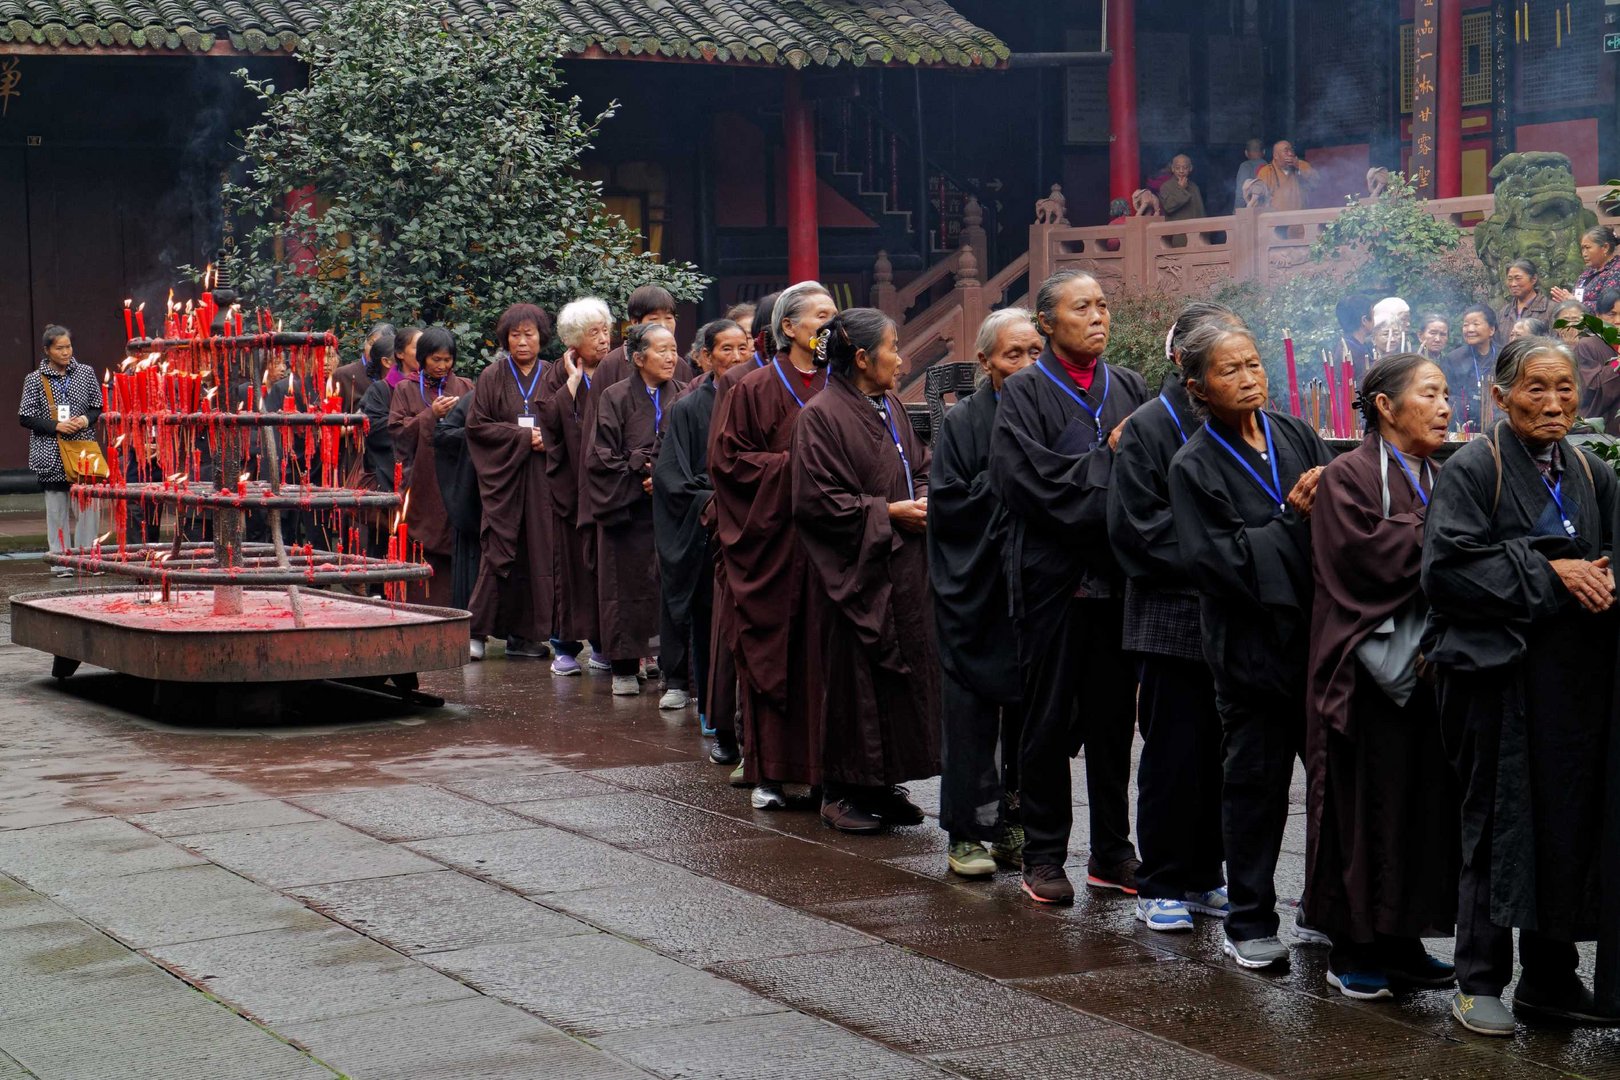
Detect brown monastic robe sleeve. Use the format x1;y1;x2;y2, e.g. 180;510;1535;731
466;365;537;575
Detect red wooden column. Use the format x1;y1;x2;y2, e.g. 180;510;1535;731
1436;0;1463;198
784;71;820;282
1107;0;1140;200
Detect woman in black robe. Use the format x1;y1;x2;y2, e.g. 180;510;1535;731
988;270;1149;906
1421;336;1620;1035
792;309;940;832
1107;302;1238;933
1305;354;1458;1001
652;319;750;722
1167;319;1334;969
389;326;474;608
584;323;684;696
431;393;481;610
928;308;1040;877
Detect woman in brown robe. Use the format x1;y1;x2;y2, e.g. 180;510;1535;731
584;323;684;695
793;308;941;833
709;282;838;811
1305;354;1458;1002
540;298;614;675
465;303;555;661
389;326;474;608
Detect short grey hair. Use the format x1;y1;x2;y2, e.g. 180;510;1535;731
771;281;832;352
1493;336;1578;392
556;297;612;348
1034;270;1099;329
974;308;1036;361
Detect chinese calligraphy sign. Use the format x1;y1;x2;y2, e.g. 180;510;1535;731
1411;2;1439;197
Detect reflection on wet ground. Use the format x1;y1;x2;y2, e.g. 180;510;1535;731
0;560;1613;1079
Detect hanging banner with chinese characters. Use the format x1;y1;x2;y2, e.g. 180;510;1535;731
1410;0;1439;197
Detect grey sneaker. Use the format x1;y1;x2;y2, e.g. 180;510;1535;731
611;675;640;696
1293;912;1332;946
658;689;690;710
1453;992;1516;1036
1223;935;1290;970
751;783;787;810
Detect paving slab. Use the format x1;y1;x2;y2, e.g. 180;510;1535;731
546;867;875;967
0;817;204;891
45;863;329;948
173;819;442;888
930;1027;1263;1079
290;870;598;954
594;1010;954;1080
406;824;680;894
279;996;654;1080
0;1050;32;1080
1288;1043;1574;1079
443;771;623;804
148;923;478;1027
291;784;534;841
425;934;787;1038
655;833;937;907
715;944;1100;1056
129;799;322;837
508;791;764;848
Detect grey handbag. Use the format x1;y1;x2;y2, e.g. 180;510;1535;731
1352;439;1430;707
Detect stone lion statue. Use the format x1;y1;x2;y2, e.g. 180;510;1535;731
1473;152;1595;293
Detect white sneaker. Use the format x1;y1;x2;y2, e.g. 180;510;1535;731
751;783;787;810
611;675;640;696
469;638;485;661
658;689;690;710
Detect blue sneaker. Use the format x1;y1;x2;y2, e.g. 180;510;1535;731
1327;968;1394;1001
700;713;717;736
1185;887;1230;918
1135;897;1195;932
550;653;582;677
587;651;612;672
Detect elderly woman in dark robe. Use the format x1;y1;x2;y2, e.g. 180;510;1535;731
1167;320;1334;970
465;303;555;662
585;322;684;696
988;270;1149;906
1440;305;1499;434
792;308;940;833
929;308;1040;876
1421;336;1620;1035
709;282;838;812
652;319;750;723
1304;354;1458;1002
1107;302;1240;933
388;326;473;608
539;297;614;676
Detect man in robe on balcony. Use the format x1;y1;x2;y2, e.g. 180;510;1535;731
1255;140;1318;212
1233;138;1265;210
1160;155;1206;249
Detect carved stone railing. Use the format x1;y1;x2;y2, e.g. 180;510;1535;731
889;182;1620;396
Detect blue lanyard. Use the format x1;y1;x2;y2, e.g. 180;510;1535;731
773;358;810;409
753;352;766;369
647;383;663;430
1204;413;1286;514
418;371;441;402
1542;471;1578;539
1385;441;1430;507
507;356;541;414
877;400;916;499
1038;359;1111;442
1158;393;1187;445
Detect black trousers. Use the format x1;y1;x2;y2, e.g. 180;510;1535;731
939;665;1023;843
1215;689;1303;942
1019;597;1137;869
1441;671;1579;997
449;526;480;611
659;589;692;693
690;562;713;715
1135;654;1225;900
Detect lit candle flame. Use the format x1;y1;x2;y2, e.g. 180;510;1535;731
205;387;217;401
95;532;112;545
166;472;186;484
114;434;126;448
239;472;251;483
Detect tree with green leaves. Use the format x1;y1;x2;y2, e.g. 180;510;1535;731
222;0;707;365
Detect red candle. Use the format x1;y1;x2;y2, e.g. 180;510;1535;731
123;300;133;341
135;303;146;340
1283;330;1301;418
237;472;249;498
1341;359;1355;437
283;395;297;412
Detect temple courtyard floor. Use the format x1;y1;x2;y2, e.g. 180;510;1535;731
0;559;1612;1079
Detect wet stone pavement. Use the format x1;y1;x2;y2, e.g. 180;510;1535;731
0;563;1614;1079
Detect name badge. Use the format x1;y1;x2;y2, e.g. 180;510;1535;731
56;405;71;423
517;415;536;429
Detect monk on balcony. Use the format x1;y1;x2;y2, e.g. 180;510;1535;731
1160;154;1206;248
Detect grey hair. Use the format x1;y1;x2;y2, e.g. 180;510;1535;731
1492;335;1578;393
555;297;612;348
1178;320;1258;415
771;281;833;352
1034;270;1099;328
974;308;1037;361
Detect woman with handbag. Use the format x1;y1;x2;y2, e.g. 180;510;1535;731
17;325;103;576
1422;336;1620;1035
1304;353;1459;1002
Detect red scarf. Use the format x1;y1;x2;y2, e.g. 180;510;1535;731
1055;350;1097;394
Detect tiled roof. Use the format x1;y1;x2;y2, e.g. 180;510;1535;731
0;0;1009;68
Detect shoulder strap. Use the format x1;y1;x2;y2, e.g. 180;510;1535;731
39;374;55;412
1573;442;1595;488
1489;421;1504;517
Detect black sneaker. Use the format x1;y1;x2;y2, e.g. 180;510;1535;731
1085;855;1141;895
1021;863;1075;905
821;797;883;834
708;741;740;766
868;785;924;826
1513;980;1620;1025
